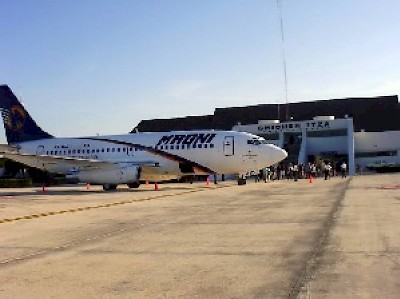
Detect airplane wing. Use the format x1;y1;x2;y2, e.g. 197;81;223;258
0;144;18;152
2;152;114;172
1;152;162;174
1;137;215;176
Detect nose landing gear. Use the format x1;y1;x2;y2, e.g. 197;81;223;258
237;174;247;185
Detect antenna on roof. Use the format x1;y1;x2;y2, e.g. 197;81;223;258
277;0;289;121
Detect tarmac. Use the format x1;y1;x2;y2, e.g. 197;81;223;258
0;174;399;298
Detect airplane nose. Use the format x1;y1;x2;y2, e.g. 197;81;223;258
269;145;287;164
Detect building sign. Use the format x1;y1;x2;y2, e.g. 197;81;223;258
258;120;331;133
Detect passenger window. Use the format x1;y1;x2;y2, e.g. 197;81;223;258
117;148;121;152
96;149;99;153
107;148;110;152
123;148;126;152
210;144;214;148
112;148;115;152
46;151;49;155
204;144;208;148
192;144;196;149
72;150;76;154
198;144;202;148
101;149;104;153
77;150;81;154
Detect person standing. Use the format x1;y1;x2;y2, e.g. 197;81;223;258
293;163;299;181
277;164;282;180
341;161;347;178
324;163;332;180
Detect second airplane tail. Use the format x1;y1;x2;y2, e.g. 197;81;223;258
0;85;53;144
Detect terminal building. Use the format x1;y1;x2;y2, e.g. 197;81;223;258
135;95;400;175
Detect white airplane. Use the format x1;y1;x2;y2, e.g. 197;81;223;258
0;85;287;190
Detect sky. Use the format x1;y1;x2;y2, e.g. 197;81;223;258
0;0;399;143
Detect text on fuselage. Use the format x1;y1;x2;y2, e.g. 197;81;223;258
156;133;217;146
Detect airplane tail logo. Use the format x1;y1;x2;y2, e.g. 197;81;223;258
0;85;53;144
4;105;26;131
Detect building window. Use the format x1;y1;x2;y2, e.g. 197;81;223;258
307;129;347;137
355;151;397;158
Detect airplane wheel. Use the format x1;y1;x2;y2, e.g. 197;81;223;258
237;178;247;185
103;184;118;191
128;182;140;188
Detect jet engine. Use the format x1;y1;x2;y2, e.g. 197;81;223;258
77;165;140;185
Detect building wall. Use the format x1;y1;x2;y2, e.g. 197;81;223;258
234;118;400;173
306;136;348;155
354;131;400;169
135;95;400;133
354;131;400;152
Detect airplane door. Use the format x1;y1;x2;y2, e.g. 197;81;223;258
127;147;135;156
223;136;234;156
36;145;45;155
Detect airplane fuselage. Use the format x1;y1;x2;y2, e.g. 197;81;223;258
0;85;287;189
15;130;286;178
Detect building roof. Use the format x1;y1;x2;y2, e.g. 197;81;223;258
133;95;400;133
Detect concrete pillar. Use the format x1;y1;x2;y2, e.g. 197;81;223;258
278;132;284;148
298;128;307;165
347;119;355;175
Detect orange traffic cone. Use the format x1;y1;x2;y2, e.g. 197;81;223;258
206;176;210;185
309;175;314;184
154;182;159;191
42;184;46;192
145;180;149;186
86;183;90;190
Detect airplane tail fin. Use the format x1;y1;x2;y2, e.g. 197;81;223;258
0;85;53;144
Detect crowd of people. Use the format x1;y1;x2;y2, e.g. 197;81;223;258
256;161;350;182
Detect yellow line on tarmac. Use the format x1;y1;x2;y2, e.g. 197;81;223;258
0;184;232;224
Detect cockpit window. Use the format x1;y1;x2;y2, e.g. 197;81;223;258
247;139;268;145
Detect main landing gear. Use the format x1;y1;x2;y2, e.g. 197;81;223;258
127;182;141;189
103;184;118;191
